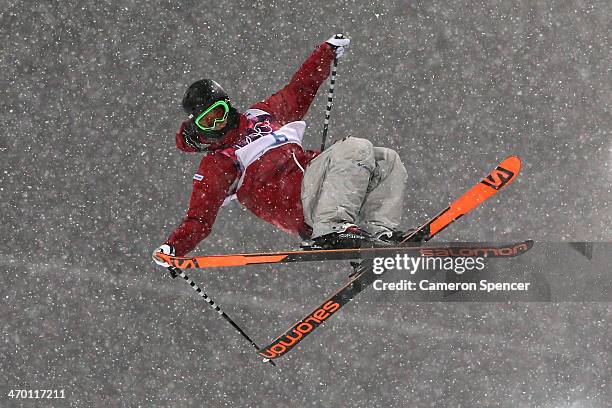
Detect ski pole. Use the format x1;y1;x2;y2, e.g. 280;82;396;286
320;34;343;151
169;267;277;367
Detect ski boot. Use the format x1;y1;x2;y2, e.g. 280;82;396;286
347;228;423;278
375;227;426;245
301;225;391;250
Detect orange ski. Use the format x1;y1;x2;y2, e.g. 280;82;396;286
154;240;531;270
409;155;521;241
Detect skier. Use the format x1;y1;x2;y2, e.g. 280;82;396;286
153;35;411;267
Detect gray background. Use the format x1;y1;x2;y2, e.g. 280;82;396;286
1;0;611;406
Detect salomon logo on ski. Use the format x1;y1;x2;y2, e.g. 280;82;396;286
259;300;340;359
480;165;515;190
419;241;532;257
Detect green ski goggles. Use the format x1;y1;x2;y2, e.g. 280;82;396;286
191;100;230;131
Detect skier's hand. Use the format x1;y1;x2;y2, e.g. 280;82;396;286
152;244;175;268
326;34;350;58
178;120;202;152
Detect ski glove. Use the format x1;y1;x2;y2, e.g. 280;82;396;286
178;120;202;152
152;244;175;268
326;34;350;58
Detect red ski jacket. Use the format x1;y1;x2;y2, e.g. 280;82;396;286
166;43;335;256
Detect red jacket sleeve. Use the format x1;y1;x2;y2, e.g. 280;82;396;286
166;152;239;256
252;42;335;124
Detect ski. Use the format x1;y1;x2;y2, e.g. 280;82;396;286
258;155;523;360
154;241;533;270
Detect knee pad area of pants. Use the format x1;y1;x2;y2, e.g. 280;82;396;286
381;148;407;173
336;137;375;170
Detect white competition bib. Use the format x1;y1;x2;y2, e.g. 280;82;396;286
222;121;306;206
235;121;306;170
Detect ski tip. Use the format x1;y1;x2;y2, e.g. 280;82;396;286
501;155;522;172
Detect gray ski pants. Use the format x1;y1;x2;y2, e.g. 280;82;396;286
301;137;408;238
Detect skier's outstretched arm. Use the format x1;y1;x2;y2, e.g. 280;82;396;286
156;153;239;258
252;36;349;124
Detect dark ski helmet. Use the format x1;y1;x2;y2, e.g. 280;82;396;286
182;79;228;118
181;79;239;146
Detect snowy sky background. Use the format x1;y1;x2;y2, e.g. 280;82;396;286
1;0;611;406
